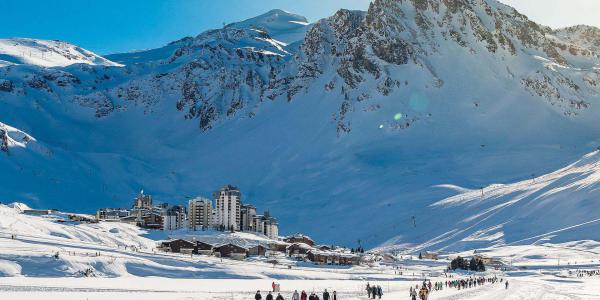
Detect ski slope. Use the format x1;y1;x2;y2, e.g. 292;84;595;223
1;203;600;299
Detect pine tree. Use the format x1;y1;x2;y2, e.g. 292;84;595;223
469;257;477;271
477;259;486;271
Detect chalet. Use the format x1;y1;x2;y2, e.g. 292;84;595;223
317;245;333;251
140;212;163;229
248;245;267;256
422;252;439;260
306;250;360;266
96;208;130;221
160;239;196;253
268;242;288;253
214;244;248;260
474;255;505;269
195;241;214;255
382;254;398;262
284;234;314;246
287;243;312;257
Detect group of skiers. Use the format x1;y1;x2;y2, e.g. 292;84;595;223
365;283;383;299
574;270;600;277
408;276;506;300
255;289;337;300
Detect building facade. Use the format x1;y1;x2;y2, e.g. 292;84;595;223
163;205;187;231
253;211;279;239
240;204;257;231
133;190;152;209
214;185;241;231
96;208;130;220
188;197;213;230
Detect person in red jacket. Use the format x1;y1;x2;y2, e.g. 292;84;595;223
301;290;308;300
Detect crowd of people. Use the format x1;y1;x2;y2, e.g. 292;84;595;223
365;283;384;299
255;284;337;300
408;276;506;300
573;269;600;277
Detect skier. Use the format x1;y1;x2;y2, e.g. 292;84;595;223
276;293;284;300
255;291;262;300
323;289;330;300
292;290;299;300
266;291;274;300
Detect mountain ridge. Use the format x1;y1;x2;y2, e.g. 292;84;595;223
1;0;600;248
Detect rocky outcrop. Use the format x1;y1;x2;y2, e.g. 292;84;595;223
1;0;599;132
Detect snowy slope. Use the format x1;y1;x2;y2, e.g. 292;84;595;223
0;121;36;153
2;203;600;300
0;38;121;67
1;0;600;250
373;150;600;253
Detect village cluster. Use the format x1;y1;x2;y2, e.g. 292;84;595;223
95;185;279;238
18;185;504;269
94;184;363;265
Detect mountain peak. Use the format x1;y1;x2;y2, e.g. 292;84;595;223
227;9;310;45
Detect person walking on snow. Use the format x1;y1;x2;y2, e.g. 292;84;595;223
505;280;509;289
323;289;330;300
272;281;276;292
255;290;262;300
292;290;299;300
276;293;284;300
266;291;274;300
366;283;371;298
301;290;307;300
332;291;337;300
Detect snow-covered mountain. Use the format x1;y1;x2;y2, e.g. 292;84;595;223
2;1;600;249
0;38;121;67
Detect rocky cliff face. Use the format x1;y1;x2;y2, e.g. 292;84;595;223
554;25;600;55
2;2;599;130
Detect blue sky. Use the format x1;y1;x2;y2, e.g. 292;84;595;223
0;0;371;54
1;0;598;55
